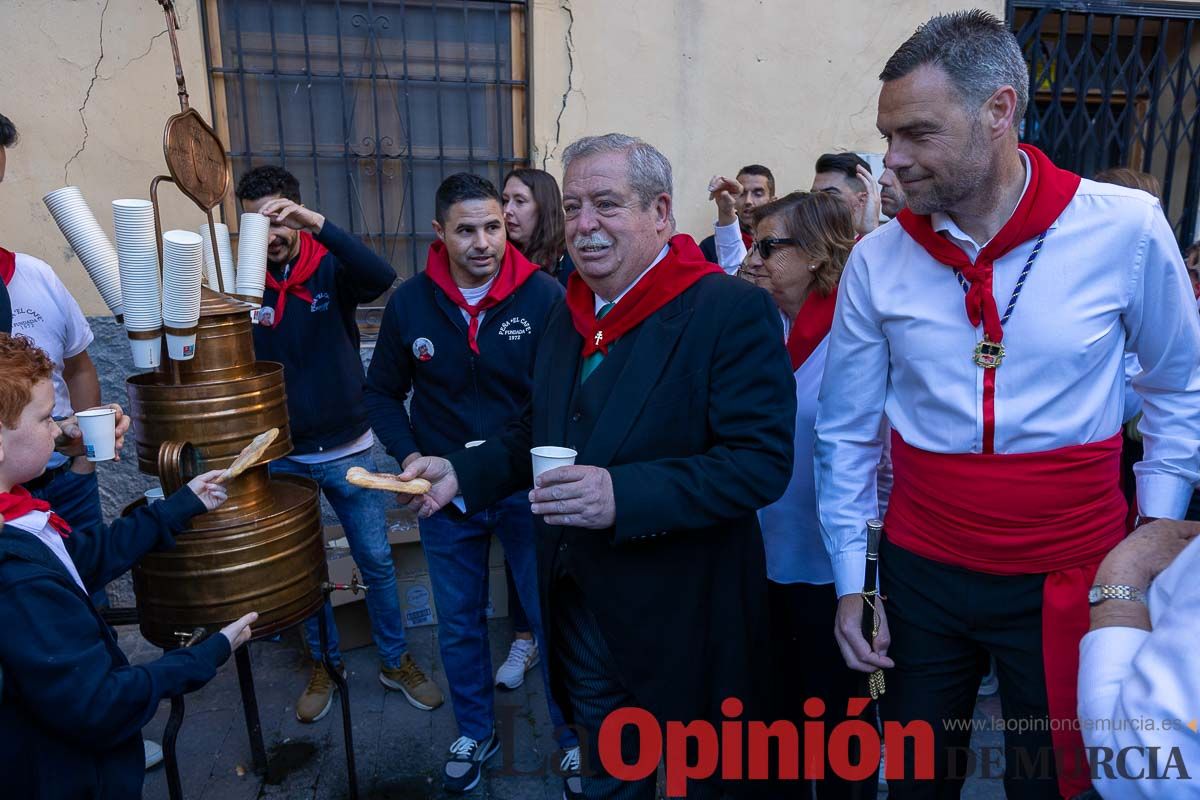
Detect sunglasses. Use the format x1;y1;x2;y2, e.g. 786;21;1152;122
753;237;802;260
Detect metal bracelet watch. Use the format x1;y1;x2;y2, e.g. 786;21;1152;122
1088;584;1147;607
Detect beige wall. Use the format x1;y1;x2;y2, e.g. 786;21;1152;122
4;0;1003;314
0;0;211;315
527;0;1004;242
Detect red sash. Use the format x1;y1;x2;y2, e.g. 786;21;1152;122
0;246;15;285
567;235;721;357
885;430;1126;799
424;241;541;354
1;486;72;538
263;232;329;329
786;284;838;371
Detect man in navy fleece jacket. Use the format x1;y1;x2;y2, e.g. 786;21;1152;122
236;166;443;724
364;174;577;796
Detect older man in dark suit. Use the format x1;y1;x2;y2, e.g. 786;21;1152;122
398;133;795;799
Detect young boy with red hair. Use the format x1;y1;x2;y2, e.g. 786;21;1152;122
0;333;257;798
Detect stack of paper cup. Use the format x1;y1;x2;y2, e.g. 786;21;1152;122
235;212;270;301
200;221;236;294
42;186;123;317
111;199;163;369
162;230;204;360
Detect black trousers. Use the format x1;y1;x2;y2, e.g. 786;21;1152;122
768;580;879;799
878;539;1060;800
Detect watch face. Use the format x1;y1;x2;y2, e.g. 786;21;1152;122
1088;587;1103;604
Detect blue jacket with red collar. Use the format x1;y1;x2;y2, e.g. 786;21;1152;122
364;252;564;462
251;220;396;456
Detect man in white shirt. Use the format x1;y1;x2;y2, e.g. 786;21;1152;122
814;10;1200;800
1078;520;1200;800
698;164;776;273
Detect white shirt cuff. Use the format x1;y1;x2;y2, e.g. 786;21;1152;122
451;496;466;513
832;550;867;598
1134;473;1194;519
1078;626;1151;726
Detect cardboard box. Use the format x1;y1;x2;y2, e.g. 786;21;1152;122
323;513;510;651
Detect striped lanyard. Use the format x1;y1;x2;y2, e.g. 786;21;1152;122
955;229;1048;369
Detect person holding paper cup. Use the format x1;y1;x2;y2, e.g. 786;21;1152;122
394;135;796;799
364;173;574;795
233;166;445;723
0;332;253;800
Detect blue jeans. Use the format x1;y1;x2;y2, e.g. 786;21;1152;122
271;450;408;667
31;466;108;607
420;493;575;747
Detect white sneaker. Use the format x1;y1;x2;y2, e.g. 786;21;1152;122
144;739;164;771
495;638;539;689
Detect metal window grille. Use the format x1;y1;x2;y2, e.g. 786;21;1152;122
199;0;530;314
1009;1;1200;247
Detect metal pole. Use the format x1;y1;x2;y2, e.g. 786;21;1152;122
235;646;269;774
163;694;186;800
318;603;359;800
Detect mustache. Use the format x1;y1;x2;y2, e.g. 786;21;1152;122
573;233;614;249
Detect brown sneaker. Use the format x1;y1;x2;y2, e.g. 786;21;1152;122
380;653;444;710
296;661;344;723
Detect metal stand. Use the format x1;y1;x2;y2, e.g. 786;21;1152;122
158;581;366;800
235;647;268;773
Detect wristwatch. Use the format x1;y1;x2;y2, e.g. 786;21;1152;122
1088;584;1147;607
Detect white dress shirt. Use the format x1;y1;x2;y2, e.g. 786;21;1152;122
594;243;670;312
1078;536;1200;798
712;221;748;276
815;176;1200;597
5;510;87;593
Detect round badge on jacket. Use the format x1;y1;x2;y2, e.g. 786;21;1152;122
413;337;434;362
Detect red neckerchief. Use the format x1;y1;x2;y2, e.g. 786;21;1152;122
424;241;541;354
0;246;15;286
263;232;329;329
786;284;838;371
1;486;72;538
896;144;1080;453
740;230;752;249
567;235;721;358
896;144;1080;344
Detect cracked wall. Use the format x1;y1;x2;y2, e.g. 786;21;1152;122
0;0;212;315
529;0;1004;241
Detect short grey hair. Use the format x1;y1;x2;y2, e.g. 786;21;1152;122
561;133;674;209
880;9;1029;120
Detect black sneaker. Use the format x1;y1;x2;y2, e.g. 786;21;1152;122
559;745;583;799
443;731;501;793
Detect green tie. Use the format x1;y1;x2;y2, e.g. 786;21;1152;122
580;302;615;383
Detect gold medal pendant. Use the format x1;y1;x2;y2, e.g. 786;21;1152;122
973;338;1005;369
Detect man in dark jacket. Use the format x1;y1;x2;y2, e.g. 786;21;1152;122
236;166;443;723
364;173;576;795
395;136;796;799
0;332;256;799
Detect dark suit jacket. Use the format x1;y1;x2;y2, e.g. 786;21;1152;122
450;271;796;726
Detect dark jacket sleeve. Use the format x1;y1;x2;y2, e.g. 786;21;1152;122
364;291;420;462
67;486;207;591
446;402;534;514
0;575;231;747
607;287;795;542
317;220;397;304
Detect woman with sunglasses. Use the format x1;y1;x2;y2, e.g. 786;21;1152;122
502;168;575;287
742;191;887;798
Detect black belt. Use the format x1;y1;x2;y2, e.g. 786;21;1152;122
23;461;72;493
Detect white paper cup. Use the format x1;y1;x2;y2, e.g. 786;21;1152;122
200;222;236;293
165;332;197;360
465;440;485;448
236;213;271;300
76;407;116;462
144;486;165;501
531;446;577;480
128;334;162;369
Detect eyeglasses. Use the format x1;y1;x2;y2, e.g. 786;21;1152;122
753;237;803;260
